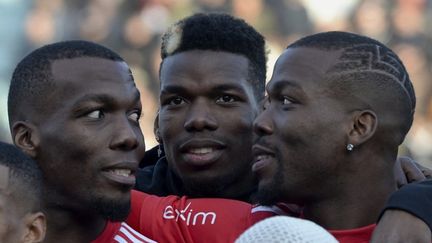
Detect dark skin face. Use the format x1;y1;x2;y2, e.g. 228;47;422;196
31;57;145;220
253;47;352;205
158;50;258;197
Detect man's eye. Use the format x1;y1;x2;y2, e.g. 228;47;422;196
128;111;141;123
168;97;185;105
282;96;292;105
216;95;236;103
86;110;104;119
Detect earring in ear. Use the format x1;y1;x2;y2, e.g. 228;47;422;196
158;144;162;157
346;144;354;151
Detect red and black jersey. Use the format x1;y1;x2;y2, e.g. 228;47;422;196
127;190;279;243
92;221;157;243
127;190;378;243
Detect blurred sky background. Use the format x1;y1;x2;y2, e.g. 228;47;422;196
1;0;432;166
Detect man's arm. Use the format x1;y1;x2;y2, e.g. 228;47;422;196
127;190;277;243
372;210;431;243
371;180;432;242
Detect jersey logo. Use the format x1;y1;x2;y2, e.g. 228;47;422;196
163;202;217;226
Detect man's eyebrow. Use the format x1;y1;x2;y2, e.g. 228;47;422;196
73;94;117;107
161;84;247;95
268;80;304;93
72;91;141;109
160;85;188;95
212;84;247;94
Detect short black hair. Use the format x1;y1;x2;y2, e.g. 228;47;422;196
160;12;266;100
8;40;125;126
288;31;415;145
0;142;43;214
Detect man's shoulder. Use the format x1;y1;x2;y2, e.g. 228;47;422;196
92;221;157;243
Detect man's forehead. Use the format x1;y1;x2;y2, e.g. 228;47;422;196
0;165;9;191
162;50;249;77
51;57;131;82
269;48;343;90
50;57;137;99
275;48;342;74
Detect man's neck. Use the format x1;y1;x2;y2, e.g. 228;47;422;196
302;157;397;230
43;199;107;243
184;172;256;202
216;174;257;202
166;159;256;202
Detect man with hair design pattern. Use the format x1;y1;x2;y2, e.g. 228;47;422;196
252;31;431;242
0;141;46;243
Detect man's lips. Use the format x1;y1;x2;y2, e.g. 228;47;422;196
179;139;226;167
101;162;137;187
252;144;275;173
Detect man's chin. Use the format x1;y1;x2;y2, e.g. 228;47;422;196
91;196;131;221
253;182;282;206
183;172;238;197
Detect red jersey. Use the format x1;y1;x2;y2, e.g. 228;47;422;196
92;221;157;243
297;209;376;243
127;190;278;243
328;224;375;243
127;190;377;242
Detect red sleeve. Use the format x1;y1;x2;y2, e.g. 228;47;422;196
127;190;191;243
127;190;275;243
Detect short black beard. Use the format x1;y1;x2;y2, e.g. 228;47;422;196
90;196;130;221
253;164;285;206
253;184;280;206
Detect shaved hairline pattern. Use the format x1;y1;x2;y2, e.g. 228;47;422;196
327;43;414;113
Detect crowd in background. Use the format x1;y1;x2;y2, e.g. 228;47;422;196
1;0;432;166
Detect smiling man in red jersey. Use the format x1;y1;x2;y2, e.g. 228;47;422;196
252;31;430;242
136;13;266;201
8;41;155;243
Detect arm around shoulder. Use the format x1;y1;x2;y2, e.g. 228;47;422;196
381;180;432;229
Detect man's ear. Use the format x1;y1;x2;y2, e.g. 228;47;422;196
22;212;46;243
12;121;40;158
347;110;377;147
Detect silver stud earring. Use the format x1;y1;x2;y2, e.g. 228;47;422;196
157;144;162;157
346;144;354;151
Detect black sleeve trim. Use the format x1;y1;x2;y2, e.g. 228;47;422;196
379;180;432;230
